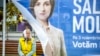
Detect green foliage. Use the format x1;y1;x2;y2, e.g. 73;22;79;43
6;1;20;31
6;2;20;18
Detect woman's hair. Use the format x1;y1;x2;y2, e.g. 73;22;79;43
23;28;32;38
30;0;55;18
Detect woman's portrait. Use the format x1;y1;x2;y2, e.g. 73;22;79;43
30;0;67;56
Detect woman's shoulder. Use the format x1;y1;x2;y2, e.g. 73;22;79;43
19;37;24;41
51;25;63;33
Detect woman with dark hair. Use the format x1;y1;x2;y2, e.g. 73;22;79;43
30;0;67;56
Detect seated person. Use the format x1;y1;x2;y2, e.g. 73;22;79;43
18;28;36;56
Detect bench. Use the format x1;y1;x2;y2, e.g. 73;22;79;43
0;40;43;56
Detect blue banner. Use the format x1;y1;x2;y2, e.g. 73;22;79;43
17;0;100;56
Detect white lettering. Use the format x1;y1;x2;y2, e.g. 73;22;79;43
86;16;94;33
73;41;97;48
73;0;82;14
73;16;84;33
73;16;100;33
93;0;100;14
96;16;100;33
82;0;91;14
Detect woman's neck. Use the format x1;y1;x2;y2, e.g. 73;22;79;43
36;19;49;27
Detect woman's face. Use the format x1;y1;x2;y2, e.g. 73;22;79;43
33;0;51;21
26;29;31;39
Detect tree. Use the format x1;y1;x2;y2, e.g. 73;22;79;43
6;1;20;31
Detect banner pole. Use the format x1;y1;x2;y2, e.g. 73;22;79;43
2;0;6;56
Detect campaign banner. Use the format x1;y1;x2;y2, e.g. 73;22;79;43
12;0;100;56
